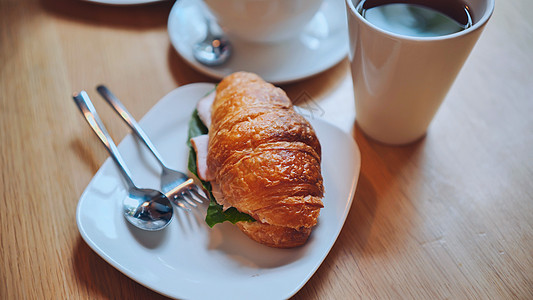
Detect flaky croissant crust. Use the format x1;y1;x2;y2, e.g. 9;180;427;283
207;72;324;248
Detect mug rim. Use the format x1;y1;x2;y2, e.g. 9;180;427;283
345;0;495;41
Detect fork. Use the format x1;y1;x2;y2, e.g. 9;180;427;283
96;85;207;211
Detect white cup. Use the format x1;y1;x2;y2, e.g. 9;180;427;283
345;0;494;145
203;0;324;44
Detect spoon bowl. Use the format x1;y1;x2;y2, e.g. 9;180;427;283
123;188;173;231
193;18;232;66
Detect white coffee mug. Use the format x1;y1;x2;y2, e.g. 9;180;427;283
203;0;324;44
345;0;495;145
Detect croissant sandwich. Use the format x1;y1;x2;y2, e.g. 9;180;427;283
188;72;324;248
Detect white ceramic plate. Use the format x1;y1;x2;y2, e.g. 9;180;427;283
167;0;349;84
76;83;361;299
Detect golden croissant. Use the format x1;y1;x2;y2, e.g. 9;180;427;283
191;72;324;248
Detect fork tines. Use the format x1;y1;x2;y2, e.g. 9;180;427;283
166;179;208;211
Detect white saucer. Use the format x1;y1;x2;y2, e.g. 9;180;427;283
167;0;348;84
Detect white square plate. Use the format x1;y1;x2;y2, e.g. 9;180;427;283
76;83;361;299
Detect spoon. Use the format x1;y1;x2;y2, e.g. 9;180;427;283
193;17;232;66
96;85;207;210
73;91;173;231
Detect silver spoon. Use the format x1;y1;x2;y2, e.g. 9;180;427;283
193;17;232;66
96;85;207;210
73;91;173;231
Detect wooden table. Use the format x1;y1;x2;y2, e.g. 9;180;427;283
1;0;532;299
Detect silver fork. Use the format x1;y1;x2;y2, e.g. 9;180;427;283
96;85;207;211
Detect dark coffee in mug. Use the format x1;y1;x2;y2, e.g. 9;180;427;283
356;0;473;37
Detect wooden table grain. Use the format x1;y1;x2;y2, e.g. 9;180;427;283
1;0;532;299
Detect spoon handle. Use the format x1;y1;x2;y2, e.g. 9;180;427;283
96;85;167;168
73;91;136;189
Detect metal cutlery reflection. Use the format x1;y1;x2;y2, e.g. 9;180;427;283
96;85;207;211
193;17;232;66
73;91;173;231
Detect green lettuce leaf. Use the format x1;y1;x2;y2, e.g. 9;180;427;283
187;107;255;227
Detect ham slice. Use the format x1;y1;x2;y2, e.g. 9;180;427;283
190;135;231;210
192;90;235;210
210;182;232;211
190;134;215;181
191;91;216;182
196;90;216;129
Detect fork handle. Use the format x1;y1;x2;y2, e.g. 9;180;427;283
96;85;167;168
73;91;136;189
